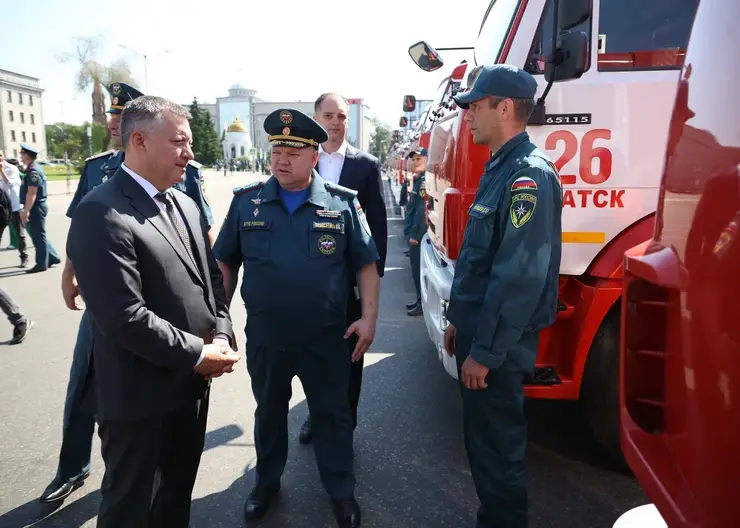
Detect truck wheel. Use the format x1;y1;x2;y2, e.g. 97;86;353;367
579;308;626;466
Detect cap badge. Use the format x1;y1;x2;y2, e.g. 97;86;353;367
112;83;121;95
280;110;293;124
112;97;119;105
282;127;290;136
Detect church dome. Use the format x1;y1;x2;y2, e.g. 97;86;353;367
227;115;248;133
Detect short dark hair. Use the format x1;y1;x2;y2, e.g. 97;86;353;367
488;96;536;124
314;93;349;113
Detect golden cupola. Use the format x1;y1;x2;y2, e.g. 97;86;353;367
227;115;248;133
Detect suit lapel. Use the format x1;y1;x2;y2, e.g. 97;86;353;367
338;145;355;189
116;170;205;286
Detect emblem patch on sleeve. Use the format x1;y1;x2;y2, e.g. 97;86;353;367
318;234;337;255
510;192;537;228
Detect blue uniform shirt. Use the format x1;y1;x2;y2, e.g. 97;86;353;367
214;172;380;345
67;151;214;227
403;171;427;241
446;132;563;369
19;162;47;209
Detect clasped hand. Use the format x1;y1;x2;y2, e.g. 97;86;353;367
194;338;241;380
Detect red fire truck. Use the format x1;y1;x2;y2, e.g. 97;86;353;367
408;0;699;460
615;0;740;525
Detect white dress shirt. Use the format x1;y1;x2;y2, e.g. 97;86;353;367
318;141;348;184
1;162;22;212
120;163;207;367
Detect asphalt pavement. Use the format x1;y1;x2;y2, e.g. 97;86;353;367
0;170;647;527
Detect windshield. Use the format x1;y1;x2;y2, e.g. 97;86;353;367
475;0;522;66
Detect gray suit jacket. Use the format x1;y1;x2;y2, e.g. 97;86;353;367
67;168;234;422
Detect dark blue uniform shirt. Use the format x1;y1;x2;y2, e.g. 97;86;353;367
19;162;47;208
446;132;563;369
403;171;427;241
67;151;214;227
214;172;379;345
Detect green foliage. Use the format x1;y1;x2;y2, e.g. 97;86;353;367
45;122;108;161
369;118;392;165
189;97;222;166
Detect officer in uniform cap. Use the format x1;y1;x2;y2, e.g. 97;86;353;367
39;81;215;505
443;64;563;528
214;108;380;528
19;143;61;273
403;147;428;316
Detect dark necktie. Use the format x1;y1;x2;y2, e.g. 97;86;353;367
155;191;197;269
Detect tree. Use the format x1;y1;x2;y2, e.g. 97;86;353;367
59;36;138;148
46;122;107;162
369;118;392;166
188;98;221;166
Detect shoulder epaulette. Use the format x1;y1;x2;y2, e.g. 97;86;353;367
233;180;266;195
84;149;115;162
188;159;203;169
325;181;358;198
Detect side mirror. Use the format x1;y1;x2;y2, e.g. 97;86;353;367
403;95;417;112
545;30;588;83
408;41;445;72
558;0;591;30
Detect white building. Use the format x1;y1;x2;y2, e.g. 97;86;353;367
223;115;252;162
0;69;46;160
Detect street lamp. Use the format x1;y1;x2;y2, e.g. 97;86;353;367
118;44;172;92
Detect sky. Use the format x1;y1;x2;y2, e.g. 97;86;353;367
0;0;490;130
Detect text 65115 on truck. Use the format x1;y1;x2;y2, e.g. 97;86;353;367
408;0;699;460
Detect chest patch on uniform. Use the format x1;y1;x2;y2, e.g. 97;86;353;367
419;182;427;198
316;209;342;219
241;220;270;229
470;203;493;216
318;234;337;255
511;176;538;192
510;193;537;228
312;221;344;233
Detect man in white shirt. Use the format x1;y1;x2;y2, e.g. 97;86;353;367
0;151;28;267
298;93;388;445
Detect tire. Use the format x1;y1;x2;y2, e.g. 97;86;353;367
579;307;627;466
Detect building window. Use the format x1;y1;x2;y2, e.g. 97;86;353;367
11;130;16;141
6;91;11;102
241;146;245;156
18;93;23;104
13;149;17;158
29;95;33;106
8;110;13;122
30;114;35;125
20;113;25;124
32;132;36;142
22;131;26;141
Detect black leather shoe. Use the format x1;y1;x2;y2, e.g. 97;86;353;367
407;304;423;316
299;416;313;444
243;486;280;521
39;470;90;503
404;250;411;256
405;300;420;310
331;497;361;528
25;266;47;274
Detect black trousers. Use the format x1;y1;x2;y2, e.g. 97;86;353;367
96;394;210;528
248;331;355;500
0;211;27;260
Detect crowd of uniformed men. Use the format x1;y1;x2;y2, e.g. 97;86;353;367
14;63;562;528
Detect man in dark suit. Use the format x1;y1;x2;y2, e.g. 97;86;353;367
298;93;388;444
67;95;240;527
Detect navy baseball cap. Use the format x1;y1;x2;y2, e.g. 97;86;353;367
453;64;538;109
408;148;428;158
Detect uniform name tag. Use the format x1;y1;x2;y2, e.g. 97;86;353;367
316;209;342;219
241;220;270;229
312;221;344;233
470;203;493;215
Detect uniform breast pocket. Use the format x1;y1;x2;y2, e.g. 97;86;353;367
240;220;272;259
465;202;498;250
309;221;346;259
